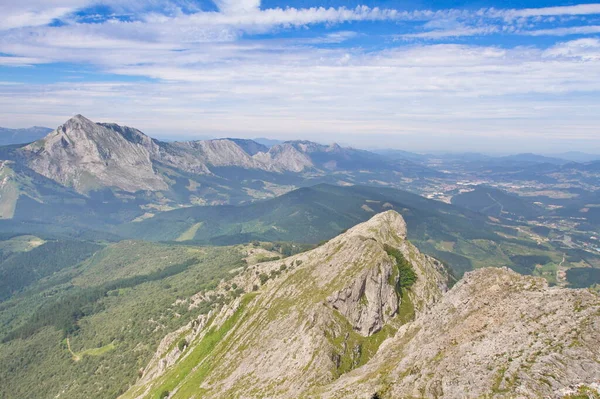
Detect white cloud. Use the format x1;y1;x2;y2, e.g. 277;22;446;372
401;26;498;39
213;0;261;13
0;4;82;30
544;38;600;60
0;56;44;66
524;25;600;36
509;4;600;18
1;40;600;150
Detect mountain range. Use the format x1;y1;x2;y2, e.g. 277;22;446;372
0;126;52;146
0;115;441;215
2;116;598;212
1;115;597;282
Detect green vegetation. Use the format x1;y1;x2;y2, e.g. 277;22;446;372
327;311;396;377
509;255;552;275
0;240;248;399
563;385;600;399
384;244;417;292
141;293;258;399
3;258;199;341
0;240;102;301
451;185;546;219
175;222;203;242
0;235;45;260
566;268;600;288
114;184;569;280
73;240;204;286
67;339;116;360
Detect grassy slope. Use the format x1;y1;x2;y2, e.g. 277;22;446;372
0;239;248;399
117;184;567;279
451;185;547;219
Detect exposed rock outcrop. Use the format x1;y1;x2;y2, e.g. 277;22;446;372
326;258;399;336
121;210;600;399
322;267;600;398
121;211;449;399
18;115;168;193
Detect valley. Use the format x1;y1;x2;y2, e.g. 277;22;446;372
0;116;599;398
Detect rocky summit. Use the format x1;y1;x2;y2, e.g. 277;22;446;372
18;115;168;193
119;211;600;399
11;115;395;195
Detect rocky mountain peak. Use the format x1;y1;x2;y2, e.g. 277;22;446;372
18;116;167;193
122;211;450;398
58;114;98;135
120;209;600;399
339;209;408;243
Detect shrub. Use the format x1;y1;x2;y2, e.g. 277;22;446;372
259;273;269;285
383;244;417;291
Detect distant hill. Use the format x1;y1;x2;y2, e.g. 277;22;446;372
549;151;600;163
497;153;571;166
116;184;495;243
371;148;426;162
252;137;284;147
0;126;52;145
116;183;559;277
451;185;547;219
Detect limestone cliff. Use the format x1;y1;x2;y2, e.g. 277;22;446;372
121;210;600;398
120;211;450;399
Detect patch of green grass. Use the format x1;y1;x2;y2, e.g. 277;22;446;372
398;289;415;325
144;293;258;399
68;341;116;360
327;310;396;377
175;222;203;242
383;244;417;292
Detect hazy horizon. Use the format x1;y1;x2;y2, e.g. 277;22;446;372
3;116;600;156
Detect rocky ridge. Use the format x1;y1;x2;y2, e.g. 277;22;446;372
120;211;600;399
120;211;448;398
13;115;388;194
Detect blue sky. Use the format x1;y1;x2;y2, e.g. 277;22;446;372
1;0;600;153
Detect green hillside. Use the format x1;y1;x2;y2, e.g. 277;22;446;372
0;238;249;399
451;185;547;219
116;184;567;278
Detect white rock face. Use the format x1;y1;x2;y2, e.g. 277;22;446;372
19;115;168;193
322;267;600;399
326;259;399;336
254;142;315;172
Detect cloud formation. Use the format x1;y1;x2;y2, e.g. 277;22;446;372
1;1;600;152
